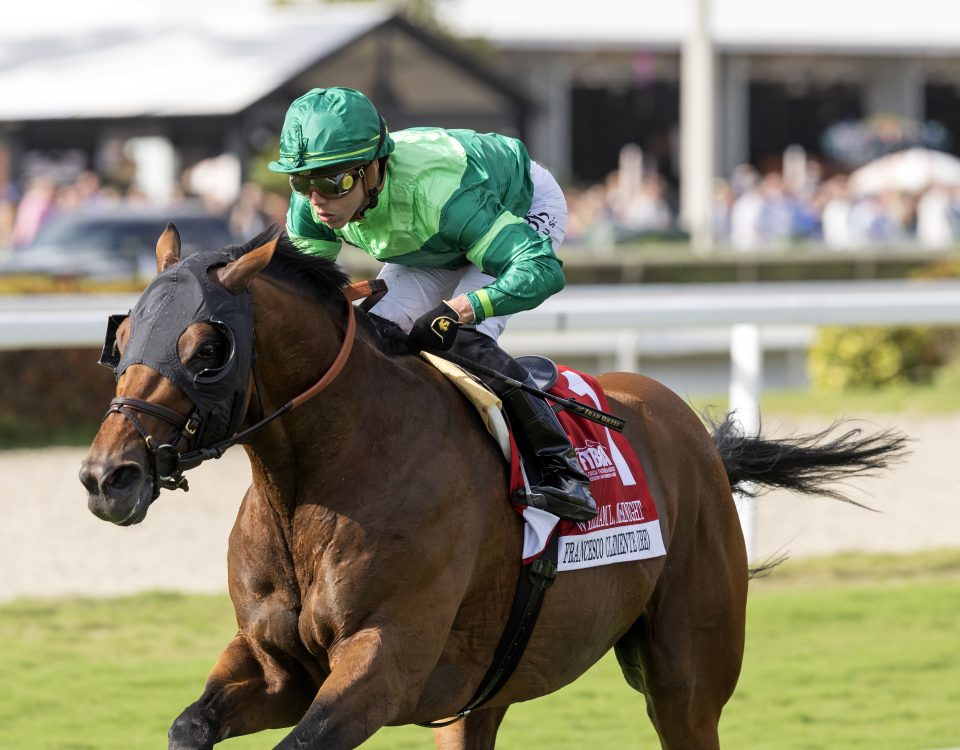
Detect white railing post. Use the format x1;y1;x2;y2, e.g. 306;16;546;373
729;323;762;560
615;331;640;372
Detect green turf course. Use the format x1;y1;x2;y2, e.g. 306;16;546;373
689;377;960;419
1;551;958;749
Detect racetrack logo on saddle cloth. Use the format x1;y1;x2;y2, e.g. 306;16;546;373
512;368;666;571
576;440;616;480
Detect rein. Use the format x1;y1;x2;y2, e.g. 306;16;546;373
106;287;365;498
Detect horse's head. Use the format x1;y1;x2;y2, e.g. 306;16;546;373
80;224;278;525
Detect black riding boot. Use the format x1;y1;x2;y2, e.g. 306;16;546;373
499;383;598;521
451;330;597;522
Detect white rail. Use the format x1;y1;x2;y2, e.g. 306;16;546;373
5;279;959;349
4;279;960;558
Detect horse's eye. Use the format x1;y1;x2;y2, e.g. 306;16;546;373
197;341;224;361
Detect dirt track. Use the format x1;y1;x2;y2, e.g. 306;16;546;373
1;413;957;603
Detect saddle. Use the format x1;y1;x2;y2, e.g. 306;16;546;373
418;352;560;462
516;354;559;391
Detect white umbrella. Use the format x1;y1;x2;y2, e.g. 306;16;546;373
848;147;960;195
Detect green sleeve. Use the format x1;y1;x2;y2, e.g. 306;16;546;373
285;192;342;260
439;187;564;323
463;217;565;323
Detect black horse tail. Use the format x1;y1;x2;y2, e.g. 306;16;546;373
711;414;910;507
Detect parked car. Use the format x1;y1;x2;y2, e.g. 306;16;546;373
0;204;240;280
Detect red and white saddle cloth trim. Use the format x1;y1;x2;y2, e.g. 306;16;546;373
511;367;666;570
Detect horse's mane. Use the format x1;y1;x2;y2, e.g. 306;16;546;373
234;227;350;302
232;226;410;357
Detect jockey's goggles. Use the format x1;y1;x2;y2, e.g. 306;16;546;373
289;164;367;199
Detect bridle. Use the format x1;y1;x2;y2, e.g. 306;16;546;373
103;279;380;501
106;396;203;496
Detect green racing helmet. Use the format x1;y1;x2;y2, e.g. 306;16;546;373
268;87;394;175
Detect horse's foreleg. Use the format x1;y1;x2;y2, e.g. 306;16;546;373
272;627;440;750
432;707;509;750
168;633;315;750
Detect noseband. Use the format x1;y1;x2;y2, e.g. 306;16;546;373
104;291;362;501
106;396;202;496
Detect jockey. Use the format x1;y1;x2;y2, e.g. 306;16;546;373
268;87;596;522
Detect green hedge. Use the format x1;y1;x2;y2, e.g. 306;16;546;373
0;348;115;447
808;325;959;392
808;257;960;392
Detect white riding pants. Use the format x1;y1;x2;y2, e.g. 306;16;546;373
368;161;568;340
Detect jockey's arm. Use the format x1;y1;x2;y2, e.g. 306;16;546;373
455;217;565;324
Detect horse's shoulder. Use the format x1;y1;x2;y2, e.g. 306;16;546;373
395;352;477;401
228;489;300;605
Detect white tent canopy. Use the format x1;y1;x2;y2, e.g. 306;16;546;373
436;0;960;53
849;148;960;195
4;0;956;122
0;2;391;121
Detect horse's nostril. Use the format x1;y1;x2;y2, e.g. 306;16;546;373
103;464;144;495
79;464;100;495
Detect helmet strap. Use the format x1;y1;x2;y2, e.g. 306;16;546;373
354;156;388;220
352;117;388;220
359;187;379;218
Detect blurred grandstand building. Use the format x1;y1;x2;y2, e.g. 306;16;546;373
1;0;959;246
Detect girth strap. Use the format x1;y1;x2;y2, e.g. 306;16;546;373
419;530;560;727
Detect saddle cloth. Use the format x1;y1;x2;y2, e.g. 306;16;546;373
422;354;666;572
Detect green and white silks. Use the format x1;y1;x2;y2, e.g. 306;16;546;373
285;127;566;325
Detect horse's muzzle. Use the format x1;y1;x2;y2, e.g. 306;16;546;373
79;457;153;526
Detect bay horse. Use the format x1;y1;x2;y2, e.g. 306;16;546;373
79;226;905;750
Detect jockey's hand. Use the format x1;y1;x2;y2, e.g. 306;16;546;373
408;301;462;351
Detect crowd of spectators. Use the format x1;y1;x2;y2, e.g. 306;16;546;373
3;144;960;257
564;147;960;252
716;163;960;251
0;165;289;252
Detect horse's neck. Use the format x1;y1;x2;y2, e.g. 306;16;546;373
243;290;431;517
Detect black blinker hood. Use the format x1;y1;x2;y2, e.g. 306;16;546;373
114;248;254;446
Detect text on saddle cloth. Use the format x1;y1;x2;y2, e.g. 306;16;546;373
511;367;665;570
420;356;665;572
